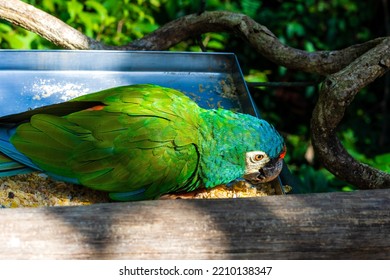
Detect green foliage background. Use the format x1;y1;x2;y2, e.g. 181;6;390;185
0;0;389;193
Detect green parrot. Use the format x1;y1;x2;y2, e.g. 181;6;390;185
0;84;286;201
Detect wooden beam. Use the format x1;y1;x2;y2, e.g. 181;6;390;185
1;189;389;259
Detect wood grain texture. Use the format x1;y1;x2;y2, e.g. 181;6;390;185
1;189;389;260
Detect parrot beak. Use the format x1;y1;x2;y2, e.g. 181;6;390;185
244;157;284;183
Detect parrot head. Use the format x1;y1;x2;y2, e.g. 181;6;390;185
224;112;286;185
243;145;286;184
240;116;286;184
198;109;286;188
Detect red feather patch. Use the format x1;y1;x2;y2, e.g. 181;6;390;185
279;145;287;159
86;105;105;111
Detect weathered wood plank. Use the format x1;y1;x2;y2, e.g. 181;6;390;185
0;189;389;259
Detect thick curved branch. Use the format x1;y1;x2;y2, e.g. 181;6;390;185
0;0;386;75
128;12;385;75
0;0;100;49
311;38;390;189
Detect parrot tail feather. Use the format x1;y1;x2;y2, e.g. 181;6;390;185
0;127;41;177
0;153;34;177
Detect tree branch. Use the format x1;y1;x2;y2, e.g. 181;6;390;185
127;11;386;75
0;0;100;49
0;1;386;75
311;37;390;189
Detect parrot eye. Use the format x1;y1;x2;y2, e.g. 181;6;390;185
246;151;268;164
253;154;264;161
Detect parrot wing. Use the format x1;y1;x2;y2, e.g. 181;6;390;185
7;84;202;200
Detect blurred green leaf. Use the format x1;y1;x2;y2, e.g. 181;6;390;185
304;41;316;52
373;154;390;172
0;23;12;33
286;22;305;38
341;186;355;192
66;0;83;23
85;1;108;20
374;153;390;165
241;0;261;18
245;69;270;83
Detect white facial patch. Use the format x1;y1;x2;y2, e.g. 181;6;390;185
244;151;270;175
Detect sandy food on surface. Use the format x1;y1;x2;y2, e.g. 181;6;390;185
0;173;280;208
0;173;109;208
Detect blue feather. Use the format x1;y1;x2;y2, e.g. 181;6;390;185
109;188;147;201
45;172;80;185
0;127;83;184
0;159;33;177
0;127;41;174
